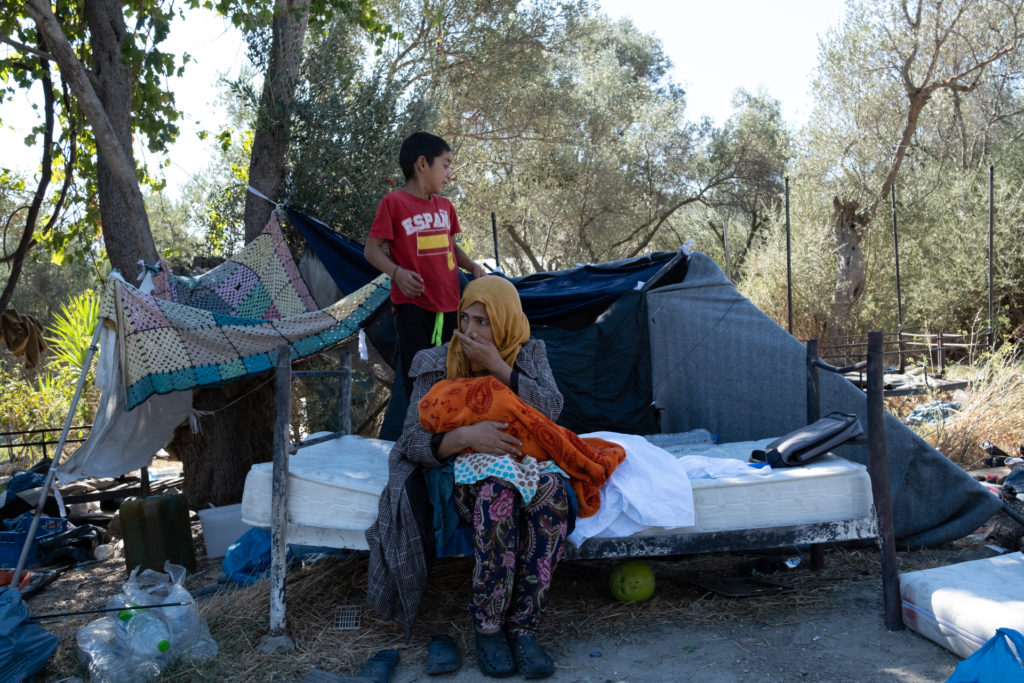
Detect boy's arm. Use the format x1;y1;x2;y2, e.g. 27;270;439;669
454;244;486;279
365;237;424;297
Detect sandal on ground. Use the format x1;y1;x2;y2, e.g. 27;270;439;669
474;630;516;678
425;633;461;675
509;635;555;680
358;648;399;683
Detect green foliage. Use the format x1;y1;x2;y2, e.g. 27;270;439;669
44;289;99;371
0;365;94;448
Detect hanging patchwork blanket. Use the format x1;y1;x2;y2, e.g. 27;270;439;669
100;213;390;410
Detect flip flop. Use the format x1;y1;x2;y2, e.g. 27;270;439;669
425;633;461;675
358;648;399;683
509;635;554;679
474;630;516;678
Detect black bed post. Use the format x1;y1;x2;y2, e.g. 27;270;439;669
867;330;904;631
805;339;825;569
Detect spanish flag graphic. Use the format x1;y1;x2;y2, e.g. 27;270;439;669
417;228;450;257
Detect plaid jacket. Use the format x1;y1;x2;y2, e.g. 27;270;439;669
365;339;563;638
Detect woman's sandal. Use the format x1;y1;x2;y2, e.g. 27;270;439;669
474;630;516;678
509;635;555;679
425;633;461;675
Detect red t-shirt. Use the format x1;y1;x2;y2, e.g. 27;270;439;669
368;190;462;312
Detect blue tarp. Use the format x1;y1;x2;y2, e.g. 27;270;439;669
285;206;679;324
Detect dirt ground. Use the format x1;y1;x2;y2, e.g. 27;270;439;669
23;520;1005;683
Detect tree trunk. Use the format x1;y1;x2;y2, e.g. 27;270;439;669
827;196;870;337
25;0;156;281
242;0;311;242
84;0;157;278
167;378;275;507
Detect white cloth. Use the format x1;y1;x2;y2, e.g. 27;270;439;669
569;432;696;546
676;438;775;479
56;321;193;481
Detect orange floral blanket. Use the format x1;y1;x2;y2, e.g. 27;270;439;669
418;376;625;517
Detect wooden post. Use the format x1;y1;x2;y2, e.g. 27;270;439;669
867;331;903;631
269;345;292;637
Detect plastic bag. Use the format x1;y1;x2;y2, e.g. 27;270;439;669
222;528;272;585
78;562;217;681
947;627;1024;682
0;586;58;682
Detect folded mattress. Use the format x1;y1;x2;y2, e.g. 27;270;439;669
901;552;1024;659
240;433;873;551
241;434;391;549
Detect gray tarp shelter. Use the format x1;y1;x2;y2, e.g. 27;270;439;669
646;252;1000;547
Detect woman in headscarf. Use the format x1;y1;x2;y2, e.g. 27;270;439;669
366;275;568;679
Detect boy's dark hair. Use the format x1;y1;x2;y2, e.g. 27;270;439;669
399;132;451;180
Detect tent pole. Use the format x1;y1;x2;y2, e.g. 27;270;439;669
891;185;905;372
11;320;102;589
988;165;995;350
491;212;501;272
785;177;793;335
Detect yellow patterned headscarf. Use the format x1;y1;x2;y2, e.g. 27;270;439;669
446;276;531;379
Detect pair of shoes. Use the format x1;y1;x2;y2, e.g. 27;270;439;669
509;635;555;679
474;630;516;678
359;648;399;683
425;633;461;675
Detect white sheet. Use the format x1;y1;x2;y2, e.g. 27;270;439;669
56;321;193;481
569;432;696;546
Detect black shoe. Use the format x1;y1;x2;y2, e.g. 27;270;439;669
508;635;555;679
474;630;516;678
425;633;461;675
359;648;399;683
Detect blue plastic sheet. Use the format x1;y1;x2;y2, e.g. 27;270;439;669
0;587;58;682
947;627;1024;682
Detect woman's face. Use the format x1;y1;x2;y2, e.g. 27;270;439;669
460;302;495;345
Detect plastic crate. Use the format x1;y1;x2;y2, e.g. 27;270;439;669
0;517;71;569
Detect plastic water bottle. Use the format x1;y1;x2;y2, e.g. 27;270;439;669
118;606;171;655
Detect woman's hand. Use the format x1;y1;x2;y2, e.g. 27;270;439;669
452;329;508;379
439;420;522;458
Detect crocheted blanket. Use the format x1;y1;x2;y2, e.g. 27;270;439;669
418;376;625;517
100;213;390;409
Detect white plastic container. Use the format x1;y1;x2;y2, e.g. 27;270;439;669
197;504;251;558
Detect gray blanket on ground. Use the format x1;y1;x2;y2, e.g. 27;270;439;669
646;252;1000;547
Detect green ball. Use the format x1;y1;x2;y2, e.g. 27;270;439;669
609;560;655;602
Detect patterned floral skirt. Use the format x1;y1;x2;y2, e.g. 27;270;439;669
452;473;570;637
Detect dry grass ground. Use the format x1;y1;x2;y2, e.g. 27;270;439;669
30;530;999;682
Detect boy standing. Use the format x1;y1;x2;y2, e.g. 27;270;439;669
364;132;485;400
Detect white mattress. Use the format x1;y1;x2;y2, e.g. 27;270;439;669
240;434;873;551
901;553;1024;659
241;435;392;550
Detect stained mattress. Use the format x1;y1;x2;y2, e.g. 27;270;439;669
240;433;873;551
901;552;1024;659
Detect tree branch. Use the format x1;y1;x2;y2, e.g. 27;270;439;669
0;33;54;61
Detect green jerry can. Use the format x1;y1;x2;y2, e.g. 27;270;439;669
119;494;196;573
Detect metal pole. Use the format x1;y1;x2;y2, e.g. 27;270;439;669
806;339;820;424
269;345;292;637
988;165;995;350
11;321;102;588
785;177;793;334
722;219;732;281
867;330;903;632
491;212;501;272
336;348;352;436
891;185;905;372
